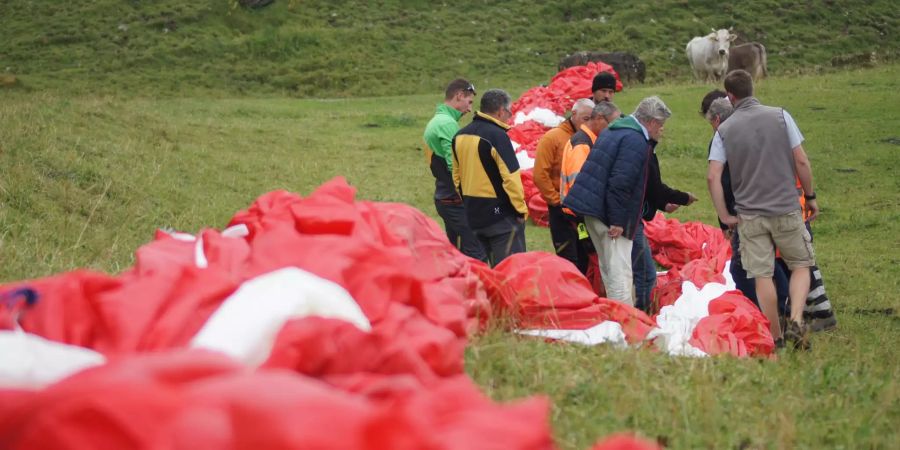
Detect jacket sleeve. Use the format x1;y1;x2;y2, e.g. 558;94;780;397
646;156;690;210
533;132;561;205
435;121;458;172
493;137;528;217
607;135;650;227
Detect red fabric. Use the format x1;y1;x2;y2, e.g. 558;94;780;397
548;63;623;107
490;253;654;343
509;121;550;156
520;170;549;226
690;292;775;358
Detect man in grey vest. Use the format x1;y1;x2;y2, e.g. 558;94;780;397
707;70;819;350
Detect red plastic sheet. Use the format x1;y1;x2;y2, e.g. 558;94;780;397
689;291;775;358
492;253;654;343
0;351;554;450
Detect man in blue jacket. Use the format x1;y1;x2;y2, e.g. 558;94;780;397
563;96;672;305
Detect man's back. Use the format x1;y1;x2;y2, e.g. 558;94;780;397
718;97;800;215
452;112;527;229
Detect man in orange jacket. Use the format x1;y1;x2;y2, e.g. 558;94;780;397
533;98;594;269
558;101;622;273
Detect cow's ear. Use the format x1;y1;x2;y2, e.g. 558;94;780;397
729;34;737;41
708;34;717;41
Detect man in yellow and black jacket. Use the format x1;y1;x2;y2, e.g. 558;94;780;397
452;89;528;266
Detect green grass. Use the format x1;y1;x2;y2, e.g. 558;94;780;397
1;65;899;448
1;0;897;97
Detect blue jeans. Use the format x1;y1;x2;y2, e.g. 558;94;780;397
730;231;790;315
631;221;657;312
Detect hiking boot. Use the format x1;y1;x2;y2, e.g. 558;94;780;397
807;314;837;332
784;321;811;351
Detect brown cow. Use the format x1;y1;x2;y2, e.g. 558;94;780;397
728;42;768;80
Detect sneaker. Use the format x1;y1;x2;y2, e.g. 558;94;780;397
784;321;811;351
808;314;837;332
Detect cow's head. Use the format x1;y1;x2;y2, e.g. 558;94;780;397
708;28;737;57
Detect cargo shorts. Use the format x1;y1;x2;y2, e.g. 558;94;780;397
737;210;815;278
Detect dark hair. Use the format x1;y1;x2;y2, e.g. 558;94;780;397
724;70;753;99
700;89;728;115
445;78;476;100
480;89;511;115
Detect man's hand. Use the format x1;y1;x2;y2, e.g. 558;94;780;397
608;225;624;239
517;216;527;225
720;214;739;228
664;203;680;213
685;192;698;205
723;228;734;241
805;199;819;222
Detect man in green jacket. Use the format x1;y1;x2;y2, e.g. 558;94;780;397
423;79;486;260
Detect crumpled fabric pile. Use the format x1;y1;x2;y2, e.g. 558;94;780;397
0;177;681;450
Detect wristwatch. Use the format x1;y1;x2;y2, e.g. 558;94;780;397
804;192;817;200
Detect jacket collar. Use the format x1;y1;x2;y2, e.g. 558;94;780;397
473;111;511;130
436;103;463;121
733;96;760;110
560;118;576;134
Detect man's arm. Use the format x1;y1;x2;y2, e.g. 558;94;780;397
793;144;818;221
707;161;738;226
533;133;561;205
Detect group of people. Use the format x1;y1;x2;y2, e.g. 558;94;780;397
423;70;835;350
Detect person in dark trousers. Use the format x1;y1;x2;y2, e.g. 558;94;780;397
534;98;594;270
707;70;821;350
423;79;486;260
701;90;836;333
632;135;698;312
559;101;622;275
452;89;528;267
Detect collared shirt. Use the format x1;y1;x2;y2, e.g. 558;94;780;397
631;114;651;141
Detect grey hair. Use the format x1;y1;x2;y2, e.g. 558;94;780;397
632;96;672;124
705;97;733;122
480;89;512;115
593;101;620;120
571;98;596;113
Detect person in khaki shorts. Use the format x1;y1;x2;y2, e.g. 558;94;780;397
707;69;819;350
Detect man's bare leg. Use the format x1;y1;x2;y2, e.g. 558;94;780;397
755;276;781;339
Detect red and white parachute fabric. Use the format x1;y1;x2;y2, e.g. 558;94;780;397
0;177;669;450
508;62;623;226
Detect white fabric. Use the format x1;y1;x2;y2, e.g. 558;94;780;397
0;330;106;389
516;151;535;170
190;267;371;367
517;321;627;347
646;280;731;357
585;216;634;305
708;110;804;163
513;108;564;128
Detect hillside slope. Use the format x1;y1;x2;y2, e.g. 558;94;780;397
1;0;897;97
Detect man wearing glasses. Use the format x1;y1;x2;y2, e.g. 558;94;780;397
423;79;486;260
452;89;528;266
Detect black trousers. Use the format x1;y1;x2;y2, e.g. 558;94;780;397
548;205;589;274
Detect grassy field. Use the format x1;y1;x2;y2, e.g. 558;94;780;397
1;0;897;97
1;64;898;448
